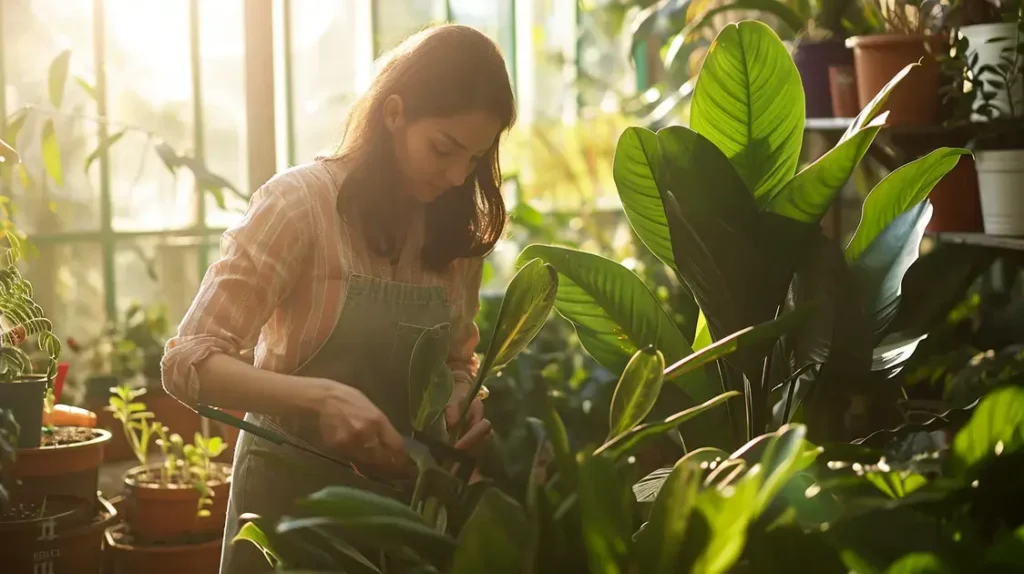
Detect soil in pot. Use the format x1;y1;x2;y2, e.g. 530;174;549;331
927;156;985;233
793;38;855;118
105;522;222;574
13;427;111;505
124;461;231;543
0;376;48;448
847;34;942;125
0;493;118;573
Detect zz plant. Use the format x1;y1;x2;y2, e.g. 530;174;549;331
521;21;970;446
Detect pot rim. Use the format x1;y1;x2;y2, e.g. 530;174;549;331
846;33;941;48
0;493;92;529
17;427;112;454
104;521;223;552
124;461;233;492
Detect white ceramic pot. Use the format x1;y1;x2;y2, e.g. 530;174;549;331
962;23;1024;121
976;149;1024;235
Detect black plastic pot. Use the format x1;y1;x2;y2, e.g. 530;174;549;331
792;38;854;118
0;376;48;448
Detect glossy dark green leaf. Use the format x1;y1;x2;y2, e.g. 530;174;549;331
636;458;703;574
41;120;63;187
690;21;804;202
633;447;728;503
48;50;71;108
408;326;454;432
297;486;429;526
276;515;455;565
768;116;885;223
478;258;558;379
949;385;1024;477
449;488;529;574
852;200;932;336
613;126;676;271
845;148;970;263
655;126;817;380
596;391;741;460
843;63;919;141
232;520;280;568
516;245;700;386
577;452;631;574
885;553;952;574
608;347;666;440
663;305;817;384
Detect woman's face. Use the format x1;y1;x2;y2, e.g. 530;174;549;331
384;95;503;203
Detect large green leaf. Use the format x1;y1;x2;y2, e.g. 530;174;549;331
690;21;805;202
408;326;454;432
885;553;952;574
595;390;741;460
449;488;529;574
949;385;1024;478
636;458;703;574
633;447;729;503
768;116;886;223
614;127;676;271
577;452;632;574
663;304;817;384
608;347;666;440
48;50;71;108
852;200;932;336
654;126;817;380
478;258;558;378
297;486;430;526
41;120;64;187
845;148;970;263
516;245;700;386
276;515;455;566
843;63;919;141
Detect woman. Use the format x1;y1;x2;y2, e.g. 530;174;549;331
161;24;515;572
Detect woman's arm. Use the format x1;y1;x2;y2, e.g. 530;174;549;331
444;258;487;440
162;177;320;417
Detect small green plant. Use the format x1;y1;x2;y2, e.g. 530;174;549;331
107;382;228;518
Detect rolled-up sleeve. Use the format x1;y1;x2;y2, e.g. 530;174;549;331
447;257;484;389
161;179;312;408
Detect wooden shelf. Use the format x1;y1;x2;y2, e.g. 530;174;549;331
929;232;1024;251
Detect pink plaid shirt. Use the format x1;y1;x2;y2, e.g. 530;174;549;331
161;159;483;408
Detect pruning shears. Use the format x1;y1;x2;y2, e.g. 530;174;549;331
197;405;477;485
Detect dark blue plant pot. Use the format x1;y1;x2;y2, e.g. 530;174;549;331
0;376;48;448
793;38;855;118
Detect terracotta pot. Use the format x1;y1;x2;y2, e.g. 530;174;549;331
13;427;111;506
829;65;860;118
847;34;942;126
0;494;118;573
0;375;49;448
927;155;984;233
104;522;222;574
793;38;855;118
124;462;231;543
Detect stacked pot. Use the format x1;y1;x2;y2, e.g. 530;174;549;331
0;403;117;573
961;22;1024;236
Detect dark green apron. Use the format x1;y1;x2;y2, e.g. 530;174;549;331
219;273;453;573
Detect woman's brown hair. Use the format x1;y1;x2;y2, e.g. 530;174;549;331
324;24;516;273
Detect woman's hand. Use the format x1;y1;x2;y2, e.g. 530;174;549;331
445;383;491;456
308;378;409;474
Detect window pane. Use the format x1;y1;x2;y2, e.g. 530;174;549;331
517;0;577;123
289;0;364;162
18;240;106;347
373;0;446;56
105;0;196;232
2;0;101;235
449;0;515;68
200;0;249;228
578;8;637;114
115;236;206;329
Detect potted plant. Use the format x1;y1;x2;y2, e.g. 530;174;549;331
104;382;230;572
966;2;1024;234
848;0;949;124
960;0;1024;120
